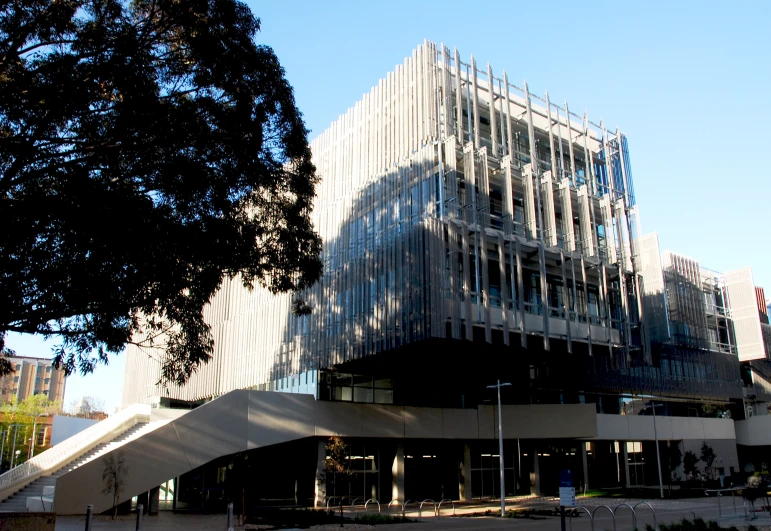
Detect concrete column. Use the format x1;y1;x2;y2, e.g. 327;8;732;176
148;486;160;515
621;442;631;488
581;442;589;493
459;443;472;502
392;444;405;502
531;447;541;495
314;439;326;508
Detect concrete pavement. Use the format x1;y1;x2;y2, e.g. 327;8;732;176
52;497;754;530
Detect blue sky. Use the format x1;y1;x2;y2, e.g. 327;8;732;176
6;0;770;412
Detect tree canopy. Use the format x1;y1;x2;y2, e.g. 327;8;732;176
0;0;322;385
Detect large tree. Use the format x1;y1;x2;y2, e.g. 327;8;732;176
0;0;322;385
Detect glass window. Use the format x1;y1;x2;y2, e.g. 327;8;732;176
374;389;393;404
354;387;373;403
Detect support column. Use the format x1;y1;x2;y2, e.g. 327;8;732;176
137;491;149;514
392;444;405;502
622;442;631;488
459;443;472;502
148;486;160;515
581;443;589;493
531;446;541;496
314;439;326;508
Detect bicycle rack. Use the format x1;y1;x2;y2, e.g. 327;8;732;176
568;502;655;531
437;498;455;518
634;501;657;530
348;498;364;516
419;499;436;518
325;496;353;511
614;502;637;530
592;505;615;530
402;499;418;518
568;506;593;531
364;498;381;513
387;499;402;515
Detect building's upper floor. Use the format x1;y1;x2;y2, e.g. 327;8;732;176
636;233;770;363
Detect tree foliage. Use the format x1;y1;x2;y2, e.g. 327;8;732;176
325;434;352;500
683;450;700;480
667;441;683;483
0;0;322;385
0;393;60;466
700;442;716;481
67;394;106;418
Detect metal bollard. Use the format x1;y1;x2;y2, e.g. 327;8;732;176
85;504;93;531
227;502;234;531
136;503;143;530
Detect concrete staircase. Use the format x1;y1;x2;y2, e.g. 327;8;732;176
0;421;161;512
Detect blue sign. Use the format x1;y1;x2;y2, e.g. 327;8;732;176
559;469;573;488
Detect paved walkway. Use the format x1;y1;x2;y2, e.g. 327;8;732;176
53;497;754;530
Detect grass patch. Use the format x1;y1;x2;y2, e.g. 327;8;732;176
504;508;559;519
578;487;707;500
354;513;417;524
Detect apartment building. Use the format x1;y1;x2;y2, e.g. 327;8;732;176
0;356;66;405
118;41;768;510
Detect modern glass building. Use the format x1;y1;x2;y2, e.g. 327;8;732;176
117;41;771;510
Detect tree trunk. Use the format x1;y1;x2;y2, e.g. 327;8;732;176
30;420;36;458
113;492;118;520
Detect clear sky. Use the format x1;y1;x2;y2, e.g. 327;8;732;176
6;0;770;412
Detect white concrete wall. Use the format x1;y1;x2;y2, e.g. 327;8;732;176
55;390;597;514
735;416;771;446
50;415;98;446
596;414;736;441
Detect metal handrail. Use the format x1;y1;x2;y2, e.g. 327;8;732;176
0;403;151;500
364;498;380;513
706;486;743;517
437;498;455;517
419;499;436;518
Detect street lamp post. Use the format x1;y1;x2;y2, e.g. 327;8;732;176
643;402;664;499
487;380;512;517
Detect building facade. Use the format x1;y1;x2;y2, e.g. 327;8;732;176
0;355;66;405
121;41;769;508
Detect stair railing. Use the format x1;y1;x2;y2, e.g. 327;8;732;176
0;403;151;501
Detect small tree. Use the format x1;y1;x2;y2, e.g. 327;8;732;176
69;396;106;419
325;435;351;528
700;442;717;482
667;441;683;493
743;473;768;512
102;452;129;520
683;450;700;481
325;435;351;497
21;393;60;458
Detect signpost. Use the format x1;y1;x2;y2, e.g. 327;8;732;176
559;470;575;531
